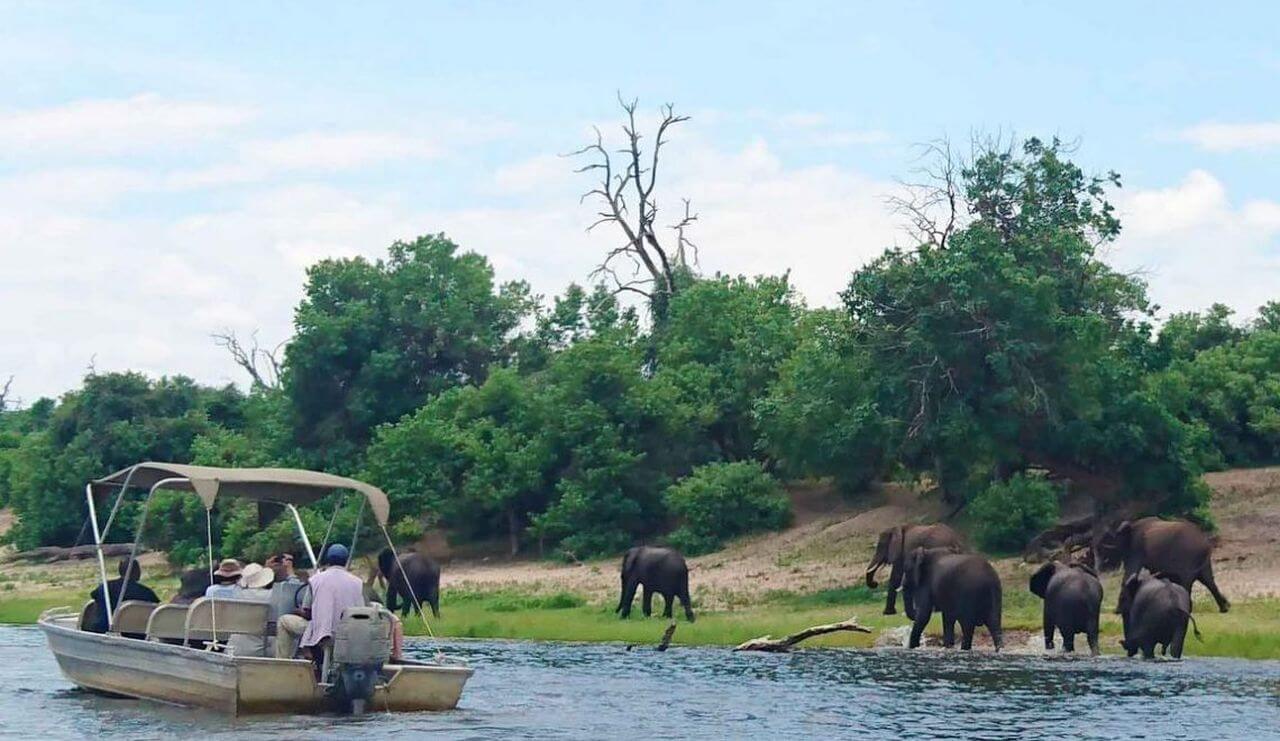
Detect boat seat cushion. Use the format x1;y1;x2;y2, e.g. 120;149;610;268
145;604;190;642
78;600;99;632
184;597;271;645
111;601;158;638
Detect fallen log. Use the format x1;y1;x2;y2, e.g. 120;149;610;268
626;622;678;652
733;616;871;653
1;543;143;564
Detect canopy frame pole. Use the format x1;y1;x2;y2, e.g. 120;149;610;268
114;477;181;617
346;497;366;568
99;464;138;542
315;492;347;569
84;484;113;629
288;504;318;568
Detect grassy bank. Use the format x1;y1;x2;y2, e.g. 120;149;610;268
4;584;1277;659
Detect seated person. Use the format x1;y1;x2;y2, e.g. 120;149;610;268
171;568;213;605
276;544;364;669
204;559;244;598
225;563;274;656
86;558;159;635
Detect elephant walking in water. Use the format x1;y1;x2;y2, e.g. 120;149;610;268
864;524;964;615
617;546;695;622
1096;517;1230;614
903;547;1003;651
1029;561;1103;655
1121;570;1199;659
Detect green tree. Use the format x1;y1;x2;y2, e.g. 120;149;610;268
284;234;534;468
4;373;247;549
842;137;1205;516
1151;303;1244;369
756;310;896;492
655;275;803;463
664;461;792;555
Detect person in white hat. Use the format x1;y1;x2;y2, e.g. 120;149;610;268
225;563;275;657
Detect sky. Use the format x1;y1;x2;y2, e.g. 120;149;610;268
2;2;1278;402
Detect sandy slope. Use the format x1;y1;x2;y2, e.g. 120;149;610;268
440;469;1280;608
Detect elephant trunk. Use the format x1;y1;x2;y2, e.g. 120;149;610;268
865;563;882;589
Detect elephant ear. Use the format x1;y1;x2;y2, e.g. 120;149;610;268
887;526;906;564
1114;520;1134;546
909;546;928;587
1029;562;1057;599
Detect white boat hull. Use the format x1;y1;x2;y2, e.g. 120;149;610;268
39;613;473;715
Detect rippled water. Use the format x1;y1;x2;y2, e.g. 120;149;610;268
2;625;1278;739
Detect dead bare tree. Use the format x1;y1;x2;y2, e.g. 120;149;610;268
887;138;965;251
212;329;284;390
0;375;13;411
569;95;697;319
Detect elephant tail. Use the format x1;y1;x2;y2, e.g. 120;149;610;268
1179;608;1204;642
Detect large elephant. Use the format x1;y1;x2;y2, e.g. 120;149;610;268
1029;561;1102;655
902;547;1003;650
864;523;964;615
377;548;441;618
1096;517;1229;614
616;546;694;622
1120;570;1199;659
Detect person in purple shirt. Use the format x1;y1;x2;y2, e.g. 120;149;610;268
275;544;365;663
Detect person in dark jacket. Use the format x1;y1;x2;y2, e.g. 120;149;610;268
86;558;159;634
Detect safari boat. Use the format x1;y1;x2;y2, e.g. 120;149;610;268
37;462;473;715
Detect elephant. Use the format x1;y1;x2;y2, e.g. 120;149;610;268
902;547;1003;651
864;523;964;615
616;546;694;622
1095;517;1230;614
1029;561;1103;655
377;548;441;618
1120;570;1200;659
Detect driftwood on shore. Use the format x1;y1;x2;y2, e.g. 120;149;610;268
2;543;143;564
733;616;871;653
626;622;678;652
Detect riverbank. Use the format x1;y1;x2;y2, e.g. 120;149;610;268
3;468;1278;658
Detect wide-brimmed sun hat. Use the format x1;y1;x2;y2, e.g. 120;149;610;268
213;558;243;580
239;563;274;589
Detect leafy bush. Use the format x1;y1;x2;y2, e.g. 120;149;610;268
969;473;1061;552
664;462;792;555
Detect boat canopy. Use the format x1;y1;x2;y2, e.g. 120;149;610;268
91;462;391;526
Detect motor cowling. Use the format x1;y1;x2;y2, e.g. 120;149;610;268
330;606;392;714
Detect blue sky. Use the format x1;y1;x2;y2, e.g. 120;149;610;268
2;2;1278;401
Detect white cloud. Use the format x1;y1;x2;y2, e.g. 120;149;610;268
493;154;573;194
1113;170;1280;316
0;94;252;154
1178;121;1280;152
241;131;440;171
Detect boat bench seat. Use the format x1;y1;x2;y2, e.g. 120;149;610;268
145;598;272;646
110;601;158;637
78;600;99;632
184;597;271;645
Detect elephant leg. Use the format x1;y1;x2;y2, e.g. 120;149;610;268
386;586;399;614
1170;623;1187;659
960;622;975;651
661;592;674;619
941;613;956;648
427;586;441;619
1198;562;1231;613
679;586;695;622
1042;607;1056;651
883;564;900;615
618;577;639;619
1087;616;1101;657
1062;631;1076;653
1141;642;1155;660
642;586;654;617
907;601;931;649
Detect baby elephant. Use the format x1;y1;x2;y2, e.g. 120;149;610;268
1121;571;1201;659
903;547;1003;651
1029;561;1103;655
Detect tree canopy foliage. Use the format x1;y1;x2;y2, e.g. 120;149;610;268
3;135;1277;565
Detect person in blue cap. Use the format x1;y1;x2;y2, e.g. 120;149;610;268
275;543;365;661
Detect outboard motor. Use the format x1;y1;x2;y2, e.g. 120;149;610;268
330;606;392;714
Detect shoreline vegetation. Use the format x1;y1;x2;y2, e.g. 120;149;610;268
4;466;1278;660
4;582;1278;660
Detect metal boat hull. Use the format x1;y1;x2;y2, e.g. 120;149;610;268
39;614;472;715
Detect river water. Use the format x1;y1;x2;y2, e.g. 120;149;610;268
1;625;1277;740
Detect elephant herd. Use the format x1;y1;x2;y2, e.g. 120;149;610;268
607;517;1228;660
860;517;1227;658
